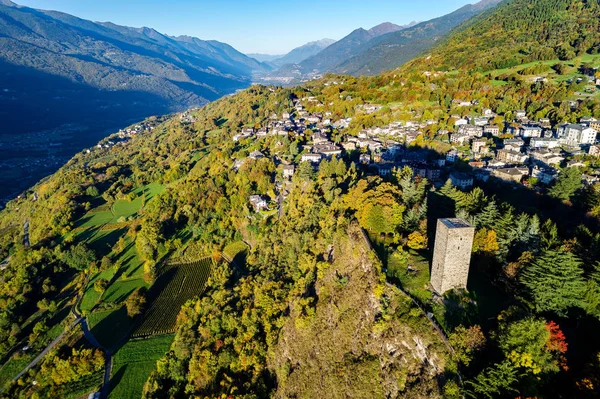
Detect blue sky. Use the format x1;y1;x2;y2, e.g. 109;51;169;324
15;0;476;54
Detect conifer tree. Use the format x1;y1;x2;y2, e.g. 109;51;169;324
521;250;586;316
548;167;583;202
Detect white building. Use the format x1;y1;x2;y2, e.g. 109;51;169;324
557;124;598;146
530;137;559;149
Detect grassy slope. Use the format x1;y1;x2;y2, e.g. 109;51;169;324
109;335;174;399
88;307;133;349
78;183;162;313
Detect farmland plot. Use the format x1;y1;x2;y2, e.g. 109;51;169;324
132;257;213;337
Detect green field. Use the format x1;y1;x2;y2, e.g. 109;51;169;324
117;239;145;279
222;241;249;266
109;335;174;399
487;53;600;87
80;268;118;312
387;250;433;304
132;257;213;337
102;278;148;305
73;183;165;247
88;307;133;349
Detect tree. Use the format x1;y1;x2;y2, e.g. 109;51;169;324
100;256;112;271
497;317;559;375
296;161;314;181
61;243;96;271
407;231;427;250
449;325;486;366
465;361;520;399
472;229;499;254
94;279;108;293
126;288;146;317
548;167;582;201
85;185;99;197
520;250;586;316
144;260;157;284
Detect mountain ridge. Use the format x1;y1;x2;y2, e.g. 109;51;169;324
261;38;337;68
332;0;503;75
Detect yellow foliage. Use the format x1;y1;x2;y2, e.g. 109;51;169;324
407;231;427;250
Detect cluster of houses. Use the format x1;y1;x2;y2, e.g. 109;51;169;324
236;97;600;211
445;111;600;189
87;119;163;153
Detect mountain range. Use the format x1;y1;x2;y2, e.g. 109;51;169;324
264;39;337;68
0;0;269;136
271;22;416;78
266;0;500;80
333;0;502;75
0;0;271;201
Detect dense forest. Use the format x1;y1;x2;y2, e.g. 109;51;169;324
413;0;600;72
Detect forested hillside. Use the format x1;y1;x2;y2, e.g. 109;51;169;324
413;0;600;72
2;0;600;398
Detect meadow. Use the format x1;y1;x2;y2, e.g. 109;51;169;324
88;307;133;349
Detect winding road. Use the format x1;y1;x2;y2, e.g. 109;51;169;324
4;273;113;398
10;317;81;383
73;289;113;398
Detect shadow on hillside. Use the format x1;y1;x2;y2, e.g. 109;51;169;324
108;364;127;396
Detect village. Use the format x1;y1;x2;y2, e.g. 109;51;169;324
234;94;600;212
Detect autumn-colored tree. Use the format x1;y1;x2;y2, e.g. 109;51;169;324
545;321;568;371
126;288;147;318
449;325;486;366
94;279;108;293
498;317;561;375
407;231;427;250
472;228;500;254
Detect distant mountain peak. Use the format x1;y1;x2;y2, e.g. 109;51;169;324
304;38;336;47
0;0;17;7
368;22;403;36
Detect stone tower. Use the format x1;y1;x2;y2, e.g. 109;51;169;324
430;218;475;294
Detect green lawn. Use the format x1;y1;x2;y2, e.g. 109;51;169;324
76;211;113;230
143;183;165;202
88;307;133;349
223;241;249;264
486;53;600;86
87;228;127;254
80;268;118;312
74;183;165;248
117;240;145;279
387;250;433;304
109;334;174;399
101;278;148;305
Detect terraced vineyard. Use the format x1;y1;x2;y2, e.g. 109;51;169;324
132;257;214;337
